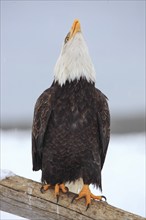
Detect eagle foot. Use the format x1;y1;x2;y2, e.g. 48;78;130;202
71;184;106;209
40;184;51;193
55;183;69;203
40;183;68;202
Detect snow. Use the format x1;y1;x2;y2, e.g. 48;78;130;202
0;130;145;219
0;169;15;180
0;212;26;220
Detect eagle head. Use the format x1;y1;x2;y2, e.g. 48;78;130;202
54;19;96;86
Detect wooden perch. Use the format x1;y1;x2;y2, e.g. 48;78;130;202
0;175;145;220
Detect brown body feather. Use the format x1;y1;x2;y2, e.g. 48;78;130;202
32;78;110;190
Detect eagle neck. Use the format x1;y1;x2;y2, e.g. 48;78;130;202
54;33;96;86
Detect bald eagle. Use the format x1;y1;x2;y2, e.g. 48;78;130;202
32;19;110;208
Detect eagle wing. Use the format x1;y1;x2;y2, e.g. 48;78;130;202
32;87;54;171
96;89;110;170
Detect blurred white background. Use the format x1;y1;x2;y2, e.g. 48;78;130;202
0;1;145;219
1;0;145;129
0;130;145;218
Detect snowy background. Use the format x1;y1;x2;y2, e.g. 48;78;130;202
1;0;145;219
0;130;145;219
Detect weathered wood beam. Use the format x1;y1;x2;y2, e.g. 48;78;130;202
0;175;145;220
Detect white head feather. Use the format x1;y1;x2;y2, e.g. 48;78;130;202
54;21;96;86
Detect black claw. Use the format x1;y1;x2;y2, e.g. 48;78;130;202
86;204;90;211
71;194;78;203
101;195;107;201
65;187;69;193
65;187;70;197
56;194;59;203
40;186;45;194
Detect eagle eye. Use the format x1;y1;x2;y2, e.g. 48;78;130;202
64;33;70;44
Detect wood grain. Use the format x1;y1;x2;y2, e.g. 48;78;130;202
0;175;145;220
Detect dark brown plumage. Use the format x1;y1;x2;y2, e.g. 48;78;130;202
32;78;110;191
32;19;110;206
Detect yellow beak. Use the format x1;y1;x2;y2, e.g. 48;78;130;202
69;19;81;40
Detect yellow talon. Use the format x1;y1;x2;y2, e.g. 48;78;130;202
74;184;105;207
54;184;60;197
59;183;68;193
55;183;68;203
40;184;51;193
40;183;68;202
